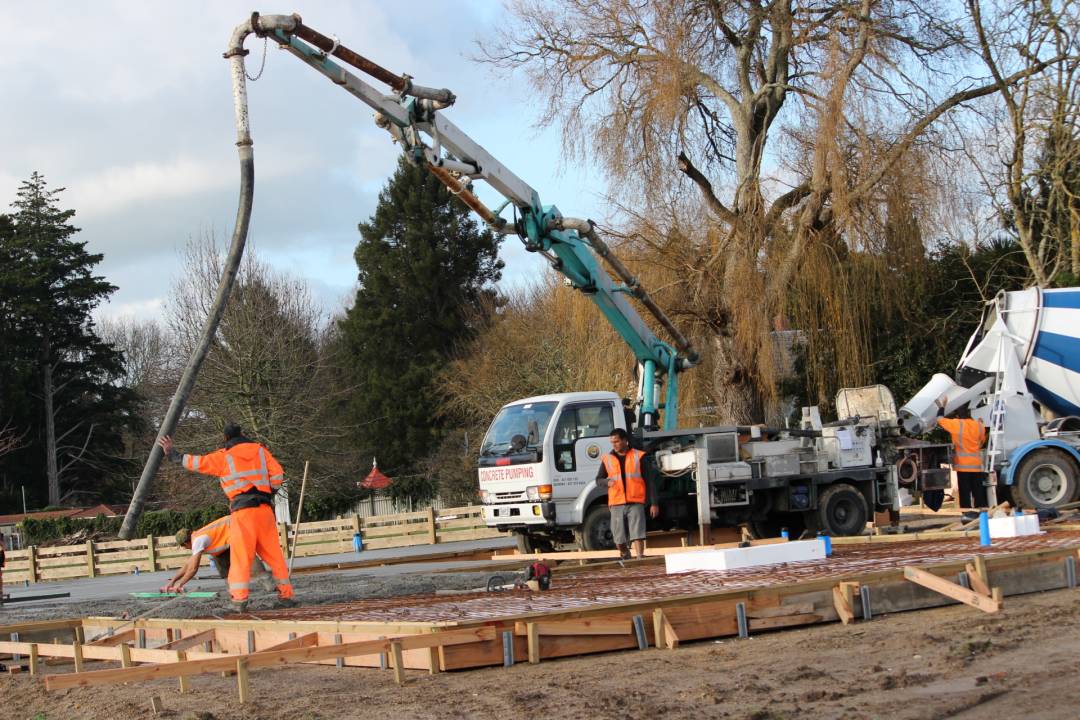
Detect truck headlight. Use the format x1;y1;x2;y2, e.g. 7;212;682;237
480;489;491;504
526;485;553;501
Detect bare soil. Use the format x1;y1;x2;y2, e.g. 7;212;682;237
6;585;1079;720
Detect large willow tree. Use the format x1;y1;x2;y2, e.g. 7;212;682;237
484;0;1071;420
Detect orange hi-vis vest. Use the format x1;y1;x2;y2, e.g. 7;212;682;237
182;442;284;500
192;516;230;557
938;418;986;473
602;449;647;506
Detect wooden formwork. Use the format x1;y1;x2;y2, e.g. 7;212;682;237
2;532;1078;702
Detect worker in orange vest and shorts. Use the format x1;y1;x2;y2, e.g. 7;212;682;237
159;424;295;610
596;428;659;560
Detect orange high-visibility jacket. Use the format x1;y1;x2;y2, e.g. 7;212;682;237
602;449;647;506
182;442;284;500
191;516;230;557
938;418;986;473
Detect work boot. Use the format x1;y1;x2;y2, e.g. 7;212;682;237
275;597;298;609
231;599;248;614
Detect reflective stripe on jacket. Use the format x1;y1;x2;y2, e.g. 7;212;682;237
192;516;230;557
602;449;647;506
938;418;986;473
182;442;285;500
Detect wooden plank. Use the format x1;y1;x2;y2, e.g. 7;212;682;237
661;613;679;649
28;644;38;676
438;505;485;516
45;626;496;690
120;644;132;668
748;613;823;631
258;632;319;652
526;623;539;664
832;586;854;625
513;619;632;636
965;562;991;597
747;603;815;619
72;642;84;673
0;618;83;636
157;630;217;652
176;651;190;693
89;629;136;647
903;566;1001;613
236;657;250;703
652;609;665;649
390;641;405;685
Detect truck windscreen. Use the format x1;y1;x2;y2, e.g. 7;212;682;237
480;402;558;456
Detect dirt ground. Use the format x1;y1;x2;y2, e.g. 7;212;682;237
5;584;1079;720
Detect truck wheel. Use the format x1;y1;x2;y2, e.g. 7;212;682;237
579;505;614;551
1012;449;1078;509
815;483;868;537
513;532;554;554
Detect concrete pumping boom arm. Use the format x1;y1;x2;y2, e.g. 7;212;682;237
230;12;700;429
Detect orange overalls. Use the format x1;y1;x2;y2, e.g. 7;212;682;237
183;442;293;601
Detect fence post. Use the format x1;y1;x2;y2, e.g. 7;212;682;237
27;545;38;584
147;534;157;572
278;522;288;556
427;507;438;545
86;540;96;578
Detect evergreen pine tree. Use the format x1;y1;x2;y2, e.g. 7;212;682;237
0;172;137;508
339;158;502;499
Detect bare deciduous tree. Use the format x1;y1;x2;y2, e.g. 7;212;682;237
966;0;1079;284
163;235;355;512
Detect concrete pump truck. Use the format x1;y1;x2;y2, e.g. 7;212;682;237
221;14;1080;556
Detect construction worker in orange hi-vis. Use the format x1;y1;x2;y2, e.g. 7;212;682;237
158;424;295;611
934;397;989;509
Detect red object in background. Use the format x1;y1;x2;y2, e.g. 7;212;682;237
360;465;392;490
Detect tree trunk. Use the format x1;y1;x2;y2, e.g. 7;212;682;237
42;338;59;506
711;335;762;424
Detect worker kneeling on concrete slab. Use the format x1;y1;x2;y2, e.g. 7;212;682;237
596;428;659;560
158;424;296;611
166;517;275;594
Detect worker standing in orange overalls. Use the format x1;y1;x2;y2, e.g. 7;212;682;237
935;398;989;509
158;424;295;610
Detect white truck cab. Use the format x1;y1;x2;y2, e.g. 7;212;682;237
478;391;628;551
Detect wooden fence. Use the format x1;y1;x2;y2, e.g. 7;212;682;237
2;505;500;584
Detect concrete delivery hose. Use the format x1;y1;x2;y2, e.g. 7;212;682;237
120;15;271;537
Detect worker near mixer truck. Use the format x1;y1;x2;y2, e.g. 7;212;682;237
596;427;659;560
935;398;989;509
158;424;295;609
165;516;273;593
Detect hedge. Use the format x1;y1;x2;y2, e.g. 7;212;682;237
21;506;229;546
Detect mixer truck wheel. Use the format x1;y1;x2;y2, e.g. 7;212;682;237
1013;449;1078;509
578;505;615;551
815;483;869;536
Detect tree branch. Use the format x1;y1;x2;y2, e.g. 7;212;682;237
677;151;738;225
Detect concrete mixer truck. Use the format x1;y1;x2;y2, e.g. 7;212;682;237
899;286;1080;510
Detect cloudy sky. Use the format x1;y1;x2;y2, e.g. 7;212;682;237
1;2;604;322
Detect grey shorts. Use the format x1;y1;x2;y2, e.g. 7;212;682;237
610;503;646;545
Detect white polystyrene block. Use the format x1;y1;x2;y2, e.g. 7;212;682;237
664;538;827;574
988;514;1041;538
